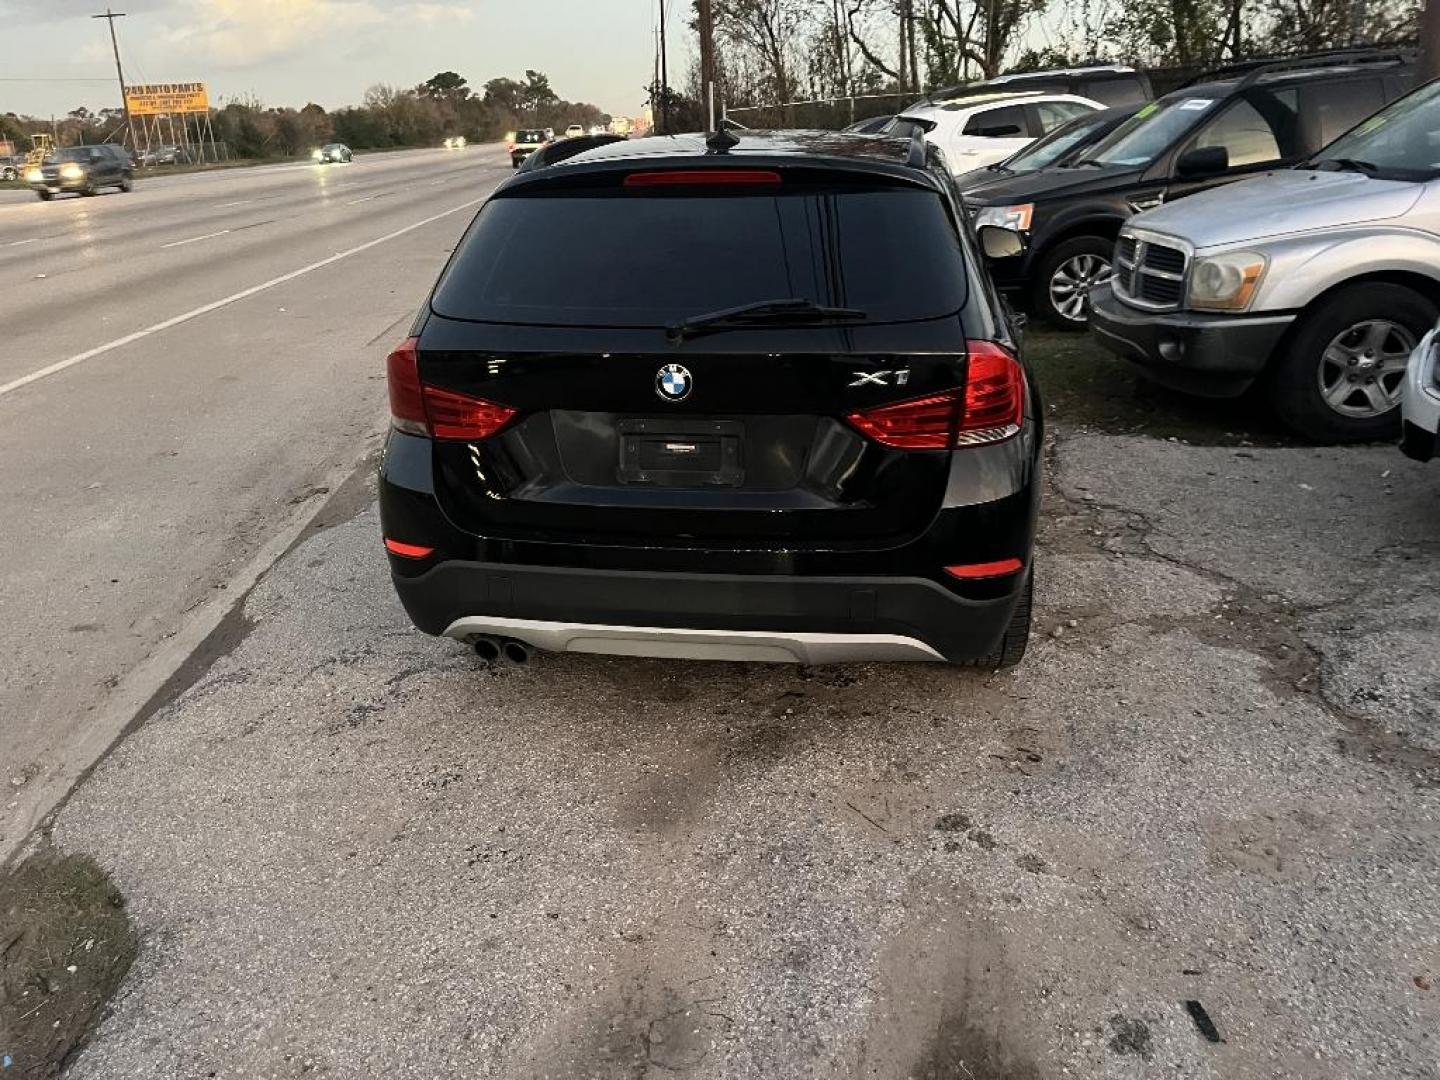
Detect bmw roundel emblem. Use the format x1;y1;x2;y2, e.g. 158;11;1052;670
656;363;692;403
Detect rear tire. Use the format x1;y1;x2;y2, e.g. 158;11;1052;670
1269;282;1437;443
1032;235;1114;330
119;173;133;192
970;571;1032;670
36;190;52;201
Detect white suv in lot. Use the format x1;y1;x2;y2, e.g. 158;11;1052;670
1090;79;1440;443
889;92;1103;173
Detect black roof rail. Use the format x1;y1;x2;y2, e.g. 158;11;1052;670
1180;46;1415;89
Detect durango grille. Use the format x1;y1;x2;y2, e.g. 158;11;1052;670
1114;234;1189;310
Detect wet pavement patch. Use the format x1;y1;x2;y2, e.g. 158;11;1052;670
0;849;136;1077
1106;1014;1154;1059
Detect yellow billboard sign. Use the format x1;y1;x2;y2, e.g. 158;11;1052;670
125;83;210;116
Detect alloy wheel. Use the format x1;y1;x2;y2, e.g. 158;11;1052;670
1049;253;1112;323
1316;319;1415;418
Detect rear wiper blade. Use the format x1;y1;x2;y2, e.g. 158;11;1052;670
1312;157;1379;175
666;298;867;343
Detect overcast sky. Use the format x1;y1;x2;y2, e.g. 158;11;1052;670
0;0;672;119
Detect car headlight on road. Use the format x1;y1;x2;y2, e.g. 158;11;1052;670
59;163;84;180
311;148;324;161
974;203;1033;232
25;168;43;184
1188;251;1268;311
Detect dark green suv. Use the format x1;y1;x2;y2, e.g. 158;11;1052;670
29;144;134;201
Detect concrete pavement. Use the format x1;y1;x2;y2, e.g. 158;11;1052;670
0;146;510;862
47;431;1440;1079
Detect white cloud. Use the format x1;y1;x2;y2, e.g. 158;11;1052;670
156;0;472;70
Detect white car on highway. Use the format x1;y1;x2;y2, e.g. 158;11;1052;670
888;91;1103;173
1402;325;1440;463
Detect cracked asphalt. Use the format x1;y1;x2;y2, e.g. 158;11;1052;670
42;420;1440;1079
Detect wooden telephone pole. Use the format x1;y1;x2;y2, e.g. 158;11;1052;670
1423;0;1440;82
697;0;717;130
91;7;131;149
658;0;670;134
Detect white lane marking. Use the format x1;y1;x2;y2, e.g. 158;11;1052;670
5;237;40;248
161;229;232;249
216;199;253;208
0;195;485;401
345;191;393;206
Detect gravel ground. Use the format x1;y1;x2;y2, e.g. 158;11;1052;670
48;429;1440;1079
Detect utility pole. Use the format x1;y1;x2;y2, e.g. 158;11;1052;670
1423;0;1440;82
91;7;131;150
658;0;670;135
697;0;717;131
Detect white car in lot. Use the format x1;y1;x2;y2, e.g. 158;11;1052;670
1402;326;1440;462
888;92;1103;173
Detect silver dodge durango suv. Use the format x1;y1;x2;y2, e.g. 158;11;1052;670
1089;79;1440;443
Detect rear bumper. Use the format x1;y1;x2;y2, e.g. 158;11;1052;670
394;560;1022;663
1089;285;1294;398
379;419;1039;664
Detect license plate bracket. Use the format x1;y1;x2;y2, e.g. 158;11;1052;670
617;418;744;487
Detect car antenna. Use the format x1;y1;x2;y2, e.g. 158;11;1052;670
706;121;740;154
906;125;927;169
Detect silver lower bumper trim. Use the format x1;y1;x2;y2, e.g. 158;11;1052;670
442;616;945;664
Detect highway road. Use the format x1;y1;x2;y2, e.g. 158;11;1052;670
0;147;511;860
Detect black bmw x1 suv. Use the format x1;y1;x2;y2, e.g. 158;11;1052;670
380;130;1041;667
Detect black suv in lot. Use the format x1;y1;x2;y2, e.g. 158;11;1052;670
29;143;134;200
964;51;1415;327
380;131;1041;667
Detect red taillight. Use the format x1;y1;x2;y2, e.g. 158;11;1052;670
387;338;426;435
845;342;1024;451
623;169;782;187
423;385;517;440
846;391;959;450
944;558;1025;580
385;337;518;441
385;538;435;560
959;341;1024;445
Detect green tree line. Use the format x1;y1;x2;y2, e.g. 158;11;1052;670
2;69;611;161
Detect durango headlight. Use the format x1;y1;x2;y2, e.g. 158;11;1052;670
311;148;324;161
1188;251;1268;311
974;203;1033;232
59;162;84;180
25;168;43;184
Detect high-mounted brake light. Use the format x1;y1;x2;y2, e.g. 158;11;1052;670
623;169;782;187
845;342;1024;451
385;337;518;441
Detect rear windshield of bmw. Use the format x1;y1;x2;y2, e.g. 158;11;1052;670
429;185;970;327
515;130;547;145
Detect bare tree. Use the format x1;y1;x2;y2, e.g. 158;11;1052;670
713;0;814;105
